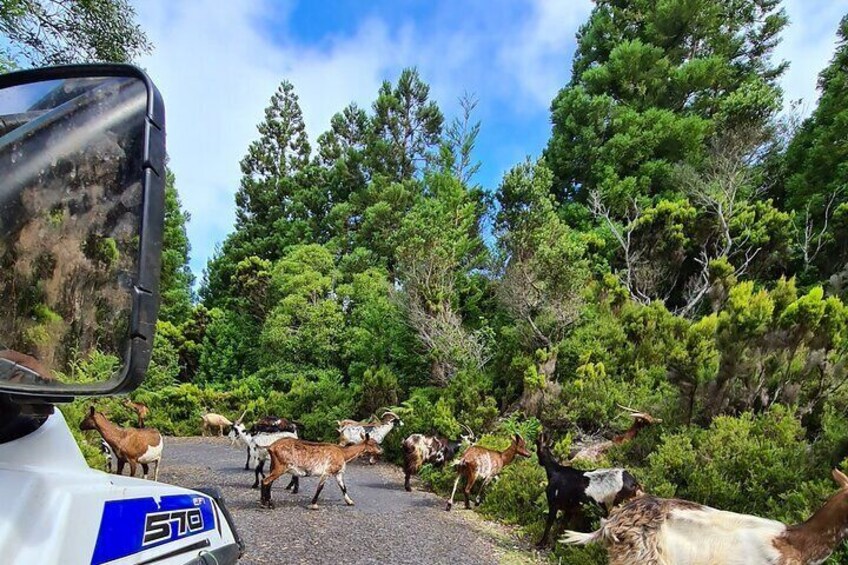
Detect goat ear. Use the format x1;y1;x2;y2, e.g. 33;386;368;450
365;433;371;441
833;468;848;489
89;406;95;416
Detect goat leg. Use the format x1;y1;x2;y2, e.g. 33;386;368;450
285;476;298;492
310;475;328;510
244;447;251;471
538;506;558;547
252;460;266;489
336;473;354;506
463;476;477;509
446;475;462;511
141;463;149;480
259;464;288;509
475;477;493;506
117;459;126;476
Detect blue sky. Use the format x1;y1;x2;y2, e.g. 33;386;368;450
131;0;846;281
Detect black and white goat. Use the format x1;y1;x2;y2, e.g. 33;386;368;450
338;411;403;464
402;425;475;492
229;420;298;488
536;430;643;547
100;438;116;472
229;411;298;470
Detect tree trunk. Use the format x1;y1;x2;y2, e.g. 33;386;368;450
515;348;560;417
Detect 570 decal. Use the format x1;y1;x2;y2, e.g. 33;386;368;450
92;494;217;565
143;507;205;545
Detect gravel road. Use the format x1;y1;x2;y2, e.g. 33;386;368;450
159;437;540;565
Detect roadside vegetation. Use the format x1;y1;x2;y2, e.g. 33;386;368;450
5;1;848;563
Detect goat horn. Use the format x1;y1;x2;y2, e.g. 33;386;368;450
616;404;639;413
236;410;247;424
381;410;399;419
460;423;475;439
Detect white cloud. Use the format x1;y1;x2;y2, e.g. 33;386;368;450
497;0;593;109
776;0;844;117
133;1;410;277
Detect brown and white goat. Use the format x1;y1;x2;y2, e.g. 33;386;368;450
570;405;662;463
259;434;383;509
446;433;531;511
561;469;848;565
201;411;232;436
80;407;163;480
402;425;474;492
124;398;150;427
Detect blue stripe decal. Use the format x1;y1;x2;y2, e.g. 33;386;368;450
90;494;216;565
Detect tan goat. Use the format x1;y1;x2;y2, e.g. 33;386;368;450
446;433;531;511
259;434;383;509
201;411;232;436
570;405;662;463
80;407;163;480
124;398;150;427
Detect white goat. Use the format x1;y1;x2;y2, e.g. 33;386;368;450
337;411;403;464
561;469;848;565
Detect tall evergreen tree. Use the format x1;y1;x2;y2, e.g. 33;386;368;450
158;169;194;324
783;14;848;279
367;68;444;181
545;0;787;207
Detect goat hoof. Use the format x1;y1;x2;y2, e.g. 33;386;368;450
405;486;412;492
445;503;452;512
251;484;258;490
309;504;319;510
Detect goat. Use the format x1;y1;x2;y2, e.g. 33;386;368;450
228;419;298;488
80;407;163;480
228;411;300;470
446;433;531;511
99;438;116;472
570;405;662;463
259;433;383;510
561;469;848;565
338;410;403;464
200;410;232;436
123;398;149;427
250;415;298;435
535;430;642;547
402;425;475;492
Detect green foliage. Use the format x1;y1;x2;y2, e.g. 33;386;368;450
0;0;151;66
158;169;195;324
546;0;786;205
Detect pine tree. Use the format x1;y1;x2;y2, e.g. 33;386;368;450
367;68;444;181
545;0;787;208
783;15;848;278
158;169;194;324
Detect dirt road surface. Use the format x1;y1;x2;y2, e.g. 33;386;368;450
159;437;541;565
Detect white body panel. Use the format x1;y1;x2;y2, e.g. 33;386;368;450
0;409;239;565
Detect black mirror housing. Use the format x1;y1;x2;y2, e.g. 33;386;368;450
0;64;166;401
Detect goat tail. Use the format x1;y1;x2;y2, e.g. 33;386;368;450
560;528;603;546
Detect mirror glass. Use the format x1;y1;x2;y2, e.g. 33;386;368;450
0;75;147;388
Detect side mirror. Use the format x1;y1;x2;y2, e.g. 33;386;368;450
0;64;165;400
